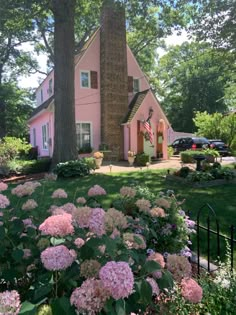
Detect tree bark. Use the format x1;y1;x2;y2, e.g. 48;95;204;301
51;0;77;165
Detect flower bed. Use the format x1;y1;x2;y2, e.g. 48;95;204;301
0;180;235;314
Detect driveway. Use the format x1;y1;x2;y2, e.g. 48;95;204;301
95;156;236;174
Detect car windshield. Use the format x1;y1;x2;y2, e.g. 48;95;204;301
193;138;208;144
212;142;225;146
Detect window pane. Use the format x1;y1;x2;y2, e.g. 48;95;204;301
76;123;91;149
81;72;89;87
133;79;139;93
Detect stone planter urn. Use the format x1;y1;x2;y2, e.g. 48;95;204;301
128;156;135;166
95;157;103;169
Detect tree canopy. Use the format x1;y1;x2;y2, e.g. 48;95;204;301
156;41;235;132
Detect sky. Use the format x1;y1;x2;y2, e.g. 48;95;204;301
18;31;189;89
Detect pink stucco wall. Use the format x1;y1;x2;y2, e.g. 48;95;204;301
124;90;169;160
74;31;101;151
29;111;53;157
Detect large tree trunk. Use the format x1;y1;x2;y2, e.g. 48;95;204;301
51;0;77;165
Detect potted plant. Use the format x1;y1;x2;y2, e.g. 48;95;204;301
127;150;136;166
203;148;220;163
93;151;104;169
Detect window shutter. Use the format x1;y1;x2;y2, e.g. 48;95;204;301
128;76;133;92
90;71;98;89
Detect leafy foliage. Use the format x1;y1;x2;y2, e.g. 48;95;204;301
180;150;203;163
157;42;233;132
0;137;32;164
54;160;91;178
135;152;150;166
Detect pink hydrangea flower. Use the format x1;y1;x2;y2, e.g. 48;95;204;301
99;261;134;300
0;290;21;315
105;208;128;232
11;181;41;197
155;198;171;209
0;182;8;191
150;207;166;218
70;279;110;314
76;197;86;204
166;254;192;282
181;278;203;303
22;218;36;229
22;199;38;210
51;188;68;198
120;186;136;198
135;198;151;213
123;233;146;250
41;245;76;271
146;277;160;296
88;185;106;196
60;202;77;215
88;208;105;236
39;213;74;237
74;237;85;249
0;194;10;208
147;252;165;268
73;206;92;228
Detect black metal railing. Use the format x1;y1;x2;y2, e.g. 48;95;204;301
191;203;235;274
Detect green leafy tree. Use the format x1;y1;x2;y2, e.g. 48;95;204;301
0;83;34;138
194;111;236;148
181;0;236;51
157;42;233;132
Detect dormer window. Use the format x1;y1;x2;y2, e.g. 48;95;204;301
128;76;140;93
40;89;43;103
80;71;90;88
133;78;140;93
48;79;53;95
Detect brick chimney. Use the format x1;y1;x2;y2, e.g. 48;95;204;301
100;1;128;160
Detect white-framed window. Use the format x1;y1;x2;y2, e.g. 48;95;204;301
33;128;36;147
42;123;49;150
76;122;92;150
48;79;53;95
133;78;140;93
80;70;90;88
40;89;43;103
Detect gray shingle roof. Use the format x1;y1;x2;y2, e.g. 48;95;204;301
122;89;149;124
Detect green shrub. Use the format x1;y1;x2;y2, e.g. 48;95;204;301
0;137;32;162
54;159;90;178
82;157;96;170
135;152;150;166
167;146;174;158
180;150;203;163
21;158;51;174
179;166;191;178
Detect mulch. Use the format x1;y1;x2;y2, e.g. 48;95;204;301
1;172;46;184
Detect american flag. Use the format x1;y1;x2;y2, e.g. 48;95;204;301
143;118;153;144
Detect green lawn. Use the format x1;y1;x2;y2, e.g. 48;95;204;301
8;169;236;265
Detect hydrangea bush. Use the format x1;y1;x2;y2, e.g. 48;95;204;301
0;180;204;314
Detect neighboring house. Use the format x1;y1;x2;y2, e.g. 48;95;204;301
29;4;170;161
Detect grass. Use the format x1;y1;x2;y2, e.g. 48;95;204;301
7;168;236;265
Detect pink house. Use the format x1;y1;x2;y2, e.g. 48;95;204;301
29;4;170;161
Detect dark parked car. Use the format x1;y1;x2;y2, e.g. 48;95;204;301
170;137;210;154
209;139;231;156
